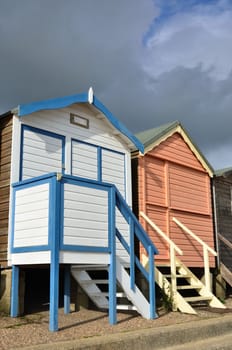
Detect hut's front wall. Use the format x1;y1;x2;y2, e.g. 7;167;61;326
0;115;13;267
137;132;215;267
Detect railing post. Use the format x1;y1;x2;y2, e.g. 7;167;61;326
49;175;61;332
64;265;71;314
129;217;135;291
203;246;211;292
148;245;156;319
170;244;177;311
109;186;117;325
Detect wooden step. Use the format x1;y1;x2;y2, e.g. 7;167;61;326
164;274;190;278
79;279;108;285
184;296;212;302
177;285;202;290
72;265;108;270
90;292;126;298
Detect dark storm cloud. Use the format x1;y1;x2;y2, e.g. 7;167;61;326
1;0;232;169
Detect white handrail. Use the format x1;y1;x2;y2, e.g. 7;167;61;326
173;217;217;256
173;216;216;292
140;211;183;311
140;212;183;256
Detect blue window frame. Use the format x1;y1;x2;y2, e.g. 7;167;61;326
71;139;126;196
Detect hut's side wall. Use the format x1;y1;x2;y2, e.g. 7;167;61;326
0;115;13;267
136;132;215;268
214;176;232;269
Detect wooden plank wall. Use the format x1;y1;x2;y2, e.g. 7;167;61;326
214;176;232;269
0;115;13;267
134;132;215;268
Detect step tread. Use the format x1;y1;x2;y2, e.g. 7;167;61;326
79;279;109;285
89;292;126;298
177;285;202;290
184;296;212;302
71;265;108;270
164;274;191;278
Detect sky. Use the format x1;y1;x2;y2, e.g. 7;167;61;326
1;0;232;170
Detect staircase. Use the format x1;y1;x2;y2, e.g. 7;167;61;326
140;212;226;314
71;257;151;318
156;258;225;314
70;185;159;322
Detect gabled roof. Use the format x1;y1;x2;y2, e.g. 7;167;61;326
214;167;232;178
10;89;144;154
136;120;214;177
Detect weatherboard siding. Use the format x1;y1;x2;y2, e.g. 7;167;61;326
0;115;13;267
63;183;109;247
13;183;49;248
150;133;203;171
135;132;215;268
21;127;63;180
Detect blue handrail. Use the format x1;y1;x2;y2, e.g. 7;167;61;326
114;186;158;319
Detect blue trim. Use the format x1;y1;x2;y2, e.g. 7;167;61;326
60;245;109;253
129;217;135;291
20;125;65;181
109;186;117;325
49;176;60;332
12;246;50;253
12;172;57;188
64;265;71;314
19;93;88;116
98;146;102;182
10;266;19;317
18;92;144;153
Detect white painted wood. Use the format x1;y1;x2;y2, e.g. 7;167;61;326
72;141;98;180
11;251;51;265
63;183;108;247
21;127;63;180
102;149;125;197
13;183;49;247
115;256;150;319
71;269;109;308
60;251;109;264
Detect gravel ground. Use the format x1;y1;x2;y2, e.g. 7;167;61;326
1;299;232;350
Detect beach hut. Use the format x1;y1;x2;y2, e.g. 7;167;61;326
0;89;157;331
132;121;225;314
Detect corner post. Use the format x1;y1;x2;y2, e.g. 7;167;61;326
49;174;61;331
109;186;116;324
11;265;19;317
64;265;71;314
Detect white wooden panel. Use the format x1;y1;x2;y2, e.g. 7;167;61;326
63;183;108;247
60;251;109;264
102;149;125;197
13;183;49;247
22;128;63;180
72;141;98;180
12;251;50;265
115;208;130;263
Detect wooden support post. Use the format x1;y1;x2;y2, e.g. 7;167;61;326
109;187;116;325
170;245;177;311
148;245;156;319
203;246;211;292
64;265;71;314
11;265;19;317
